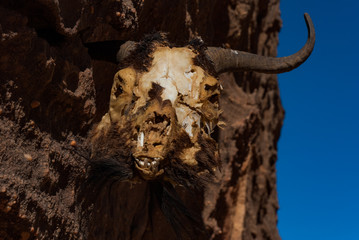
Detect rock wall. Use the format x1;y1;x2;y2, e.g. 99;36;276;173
0;0;283;239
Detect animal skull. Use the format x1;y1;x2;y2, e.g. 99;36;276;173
93;46;221;180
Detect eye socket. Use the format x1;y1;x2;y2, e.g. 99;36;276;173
114;76;126;98
208;94;219;104
204;84;219;92
114;84;123;98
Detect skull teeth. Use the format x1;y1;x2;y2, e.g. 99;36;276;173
138;131;144;147
135;157;160;171
205;122;213;135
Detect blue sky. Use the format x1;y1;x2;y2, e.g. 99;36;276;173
277;1;359;239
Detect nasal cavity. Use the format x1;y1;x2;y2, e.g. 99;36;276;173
154;112;168;124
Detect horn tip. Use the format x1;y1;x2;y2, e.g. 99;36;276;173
303;13;312;24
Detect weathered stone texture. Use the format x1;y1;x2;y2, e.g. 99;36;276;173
0;0;283;239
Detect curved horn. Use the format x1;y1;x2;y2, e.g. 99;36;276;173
116;41;137;63
205;13;315;74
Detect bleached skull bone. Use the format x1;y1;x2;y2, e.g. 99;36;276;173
93;46;221;180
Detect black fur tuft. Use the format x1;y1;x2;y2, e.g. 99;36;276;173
86;123;135;197
189;37;218;78
151;182;209;240
121;32;170;72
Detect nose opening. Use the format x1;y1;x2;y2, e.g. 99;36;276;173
136;111;172;151
154;112;170;124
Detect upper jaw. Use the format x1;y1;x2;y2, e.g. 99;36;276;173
134;155;162;171
134;155;164;180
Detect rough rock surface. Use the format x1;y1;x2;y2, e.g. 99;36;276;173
0;0;283;239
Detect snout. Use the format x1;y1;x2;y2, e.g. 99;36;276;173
132;105;176;179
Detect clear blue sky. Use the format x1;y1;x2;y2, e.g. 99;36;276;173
277;1;359;239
